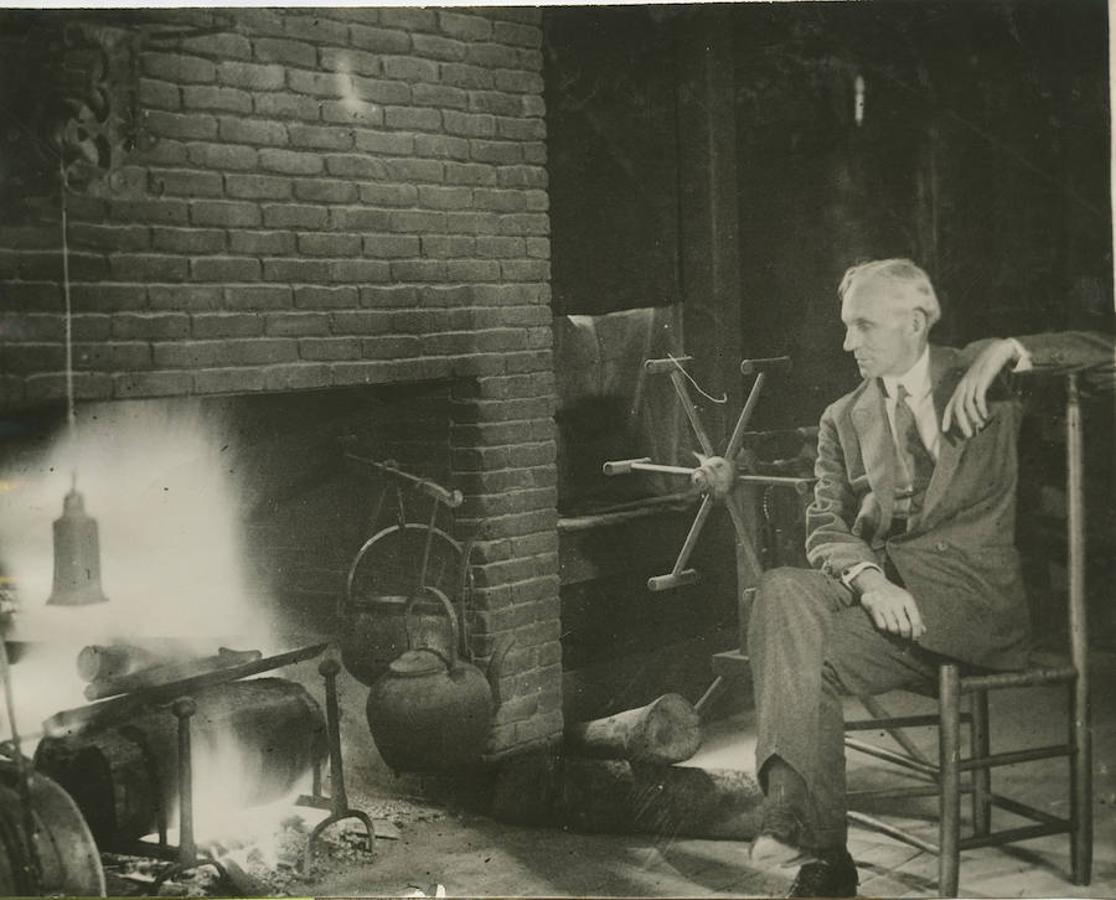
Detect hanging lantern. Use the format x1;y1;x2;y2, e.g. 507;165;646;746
46;486;108;607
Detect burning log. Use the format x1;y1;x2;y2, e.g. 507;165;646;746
83;647;262;701
42;642;326;739
34;678;327;848
564;694;702;764
77;642;166;682
76;640;213;683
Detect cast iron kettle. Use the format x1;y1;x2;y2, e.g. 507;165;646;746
366;586;506;772
338;523;462;687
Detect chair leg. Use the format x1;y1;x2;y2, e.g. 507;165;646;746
1070;679;1093;884
938;665;962;898
970;689;991;837
1066;373;1092;886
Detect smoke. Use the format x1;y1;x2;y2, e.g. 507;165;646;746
0;397;279;743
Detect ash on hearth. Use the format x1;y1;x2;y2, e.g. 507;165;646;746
100;797;440;898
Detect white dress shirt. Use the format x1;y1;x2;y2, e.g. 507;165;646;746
881;344;941;469
842;345;938;590
1009;337;1033;371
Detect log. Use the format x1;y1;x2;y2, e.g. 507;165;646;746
493;753;763;841
491;752;561;827
565;693;702;764
76;640;203;682
42;643;328;738
563;758;763;840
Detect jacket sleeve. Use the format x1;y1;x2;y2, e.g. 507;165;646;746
804;405;880;578
1016;331;1115;371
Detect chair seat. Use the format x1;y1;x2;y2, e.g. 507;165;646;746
961;660;1077;692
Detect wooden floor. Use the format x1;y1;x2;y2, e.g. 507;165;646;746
684;647;1116;898
314;648;1116;898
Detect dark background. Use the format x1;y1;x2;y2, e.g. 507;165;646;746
546;0;1112;423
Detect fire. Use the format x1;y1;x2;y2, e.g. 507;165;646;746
0;397;362;893
167;732;327;871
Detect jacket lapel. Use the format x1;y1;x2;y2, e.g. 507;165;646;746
918;345;965;528
851;378;897;535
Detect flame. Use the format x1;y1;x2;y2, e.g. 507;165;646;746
0;396;342;876
175;731;325;867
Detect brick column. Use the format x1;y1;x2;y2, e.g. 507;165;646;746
451;362;563;757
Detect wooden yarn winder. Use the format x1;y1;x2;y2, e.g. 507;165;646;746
602;354;815;714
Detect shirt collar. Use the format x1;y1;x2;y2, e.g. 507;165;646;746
882;345;932;400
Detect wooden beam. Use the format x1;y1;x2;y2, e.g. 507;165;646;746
676;8;743;443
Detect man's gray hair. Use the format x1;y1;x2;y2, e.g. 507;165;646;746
838;258;941;327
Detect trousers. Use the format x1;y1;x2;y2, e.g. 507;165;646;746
747;566;941;849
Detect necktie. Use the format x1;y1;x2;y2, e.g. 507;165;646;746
893;383;935;517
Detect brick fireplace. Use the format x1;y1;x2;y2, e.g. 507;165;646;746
0;6;561;758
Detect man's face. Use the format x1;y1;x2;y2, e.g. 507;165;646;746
840;281;923;379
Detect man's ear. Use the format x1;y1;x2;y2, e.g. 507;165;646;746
910;308;929;336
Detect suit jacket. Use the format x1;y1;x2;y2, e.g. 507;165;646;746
1017;330;1115;376
805;344;1028;670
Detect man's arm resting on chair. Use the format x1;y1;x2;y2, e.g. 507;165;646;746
943;331;1116;437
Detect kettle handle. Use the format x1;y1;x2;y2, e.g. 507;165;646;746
403;585;459;670
341;523;462;619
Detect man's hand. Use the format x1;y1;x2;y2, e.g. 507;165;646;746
941;338;1020;437
851;567;927;641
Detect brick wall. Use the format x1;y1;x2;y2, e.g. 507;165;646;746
0;6;561;758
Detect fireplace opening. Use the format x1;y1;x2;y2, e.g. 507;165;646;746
0;369;563;892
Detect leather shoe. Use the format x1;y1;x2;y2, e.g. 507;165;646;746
750;803;813;869
786;848;858;898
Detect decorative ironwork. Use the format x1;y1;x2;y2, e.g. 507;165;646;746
0;16;138;208
56;23;137;186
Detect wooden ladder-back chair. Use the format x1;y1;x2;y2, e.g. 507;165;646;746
844;371;1092;897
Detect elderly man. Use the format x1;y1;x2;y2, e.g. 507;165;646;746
734;258;1033;897
691;261;1113;896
